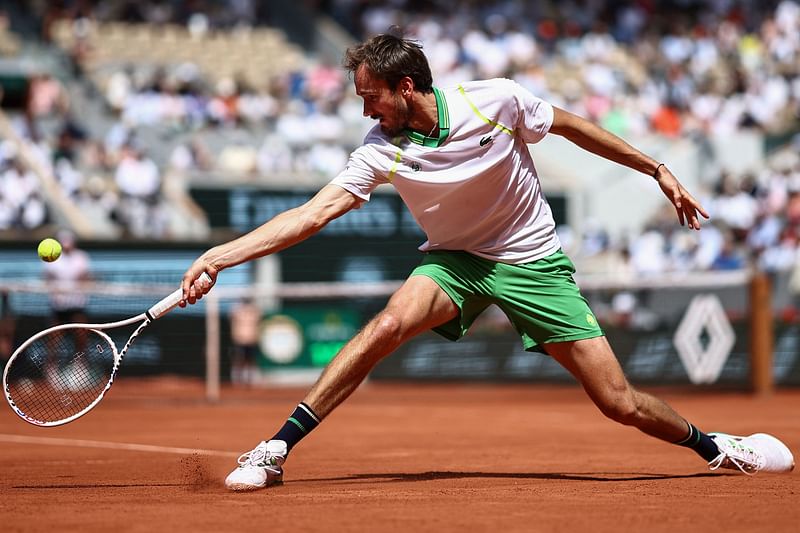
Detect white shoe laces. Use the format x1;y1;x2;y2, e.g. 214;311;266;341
237;444;269;467
237;443;283;469
709;438;762;475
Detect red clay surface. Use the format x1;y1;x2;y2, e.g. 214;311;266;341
1;378;798;532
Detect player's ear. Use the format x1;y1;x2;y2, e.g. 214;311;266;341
399;76;414;97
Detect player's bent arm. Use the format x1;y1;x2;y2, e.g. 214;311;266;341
181;184;361;302
549;106;662;177
548;106;709;229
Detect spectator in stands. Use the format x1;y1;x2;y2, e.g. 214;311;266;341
207;77;240;126
758;224;798;272
710;171;760;240
0;150;44;229
114;141;160;198
0;189;15;230
26;73;68;119
256;134;294;176
21;191;47;229
0;290;15;361
305;98;348;178
628;219;671;276
168;138;213;173
104;67;133;115
650;101;683;138
75;173;119;223
43;230;91;322
113;141;165;237
305;59;346;103
228;296;261;385
711;231;747;270
42;230;93;370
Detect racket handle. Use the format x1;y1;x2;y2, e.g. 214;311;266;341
148;272;213;320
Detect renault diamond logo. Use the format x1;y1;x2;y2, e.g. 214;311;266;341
673;294;735;384
479;135;493;146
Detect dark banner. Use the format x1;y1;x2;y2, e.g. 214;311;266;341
3;315;208;378
7;313;798;386
371;322;800;387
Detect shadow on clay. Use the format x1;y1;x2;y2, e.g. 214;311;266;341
293;471;733;484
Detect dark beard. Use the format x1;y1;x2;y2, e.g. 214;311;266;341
382;94;413;136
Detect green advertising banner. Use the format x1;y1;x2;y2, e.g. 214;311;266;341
257;306;361;369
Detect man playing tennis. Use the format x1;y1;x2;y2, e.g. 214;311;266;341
181;33;794;490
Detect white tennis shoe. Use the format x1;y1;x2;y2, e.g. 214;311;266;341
225;439;287;491
708;432;795;475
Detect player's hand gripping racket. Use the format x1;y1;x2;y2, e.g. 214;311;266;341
3;273;212;426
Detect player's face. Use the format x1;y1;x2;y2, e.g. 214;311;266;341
354;65;411;136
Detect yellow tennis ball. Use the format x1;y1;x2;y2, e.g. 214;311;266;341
38;238;62;262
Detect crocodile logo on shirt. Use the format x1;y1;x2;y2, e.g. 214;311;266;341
479;135;493;146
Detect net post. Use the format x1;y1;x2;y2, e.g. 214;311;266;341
205;292;221;402
749;270;773;395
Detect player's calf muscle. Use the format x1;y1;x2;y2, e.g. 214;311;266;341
594;386;691;442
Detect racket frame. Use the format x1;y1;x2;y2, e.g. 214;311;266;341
2;273;210;426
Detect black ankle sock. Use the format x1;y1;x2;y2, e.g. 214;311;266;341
674;422;720;462
271;403;321;452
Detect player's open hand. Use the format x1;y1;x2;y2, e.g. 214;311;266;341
655;166;710;230
180;261;218;306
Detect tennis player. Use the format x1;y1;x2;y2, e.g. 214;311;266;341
181;33;794;490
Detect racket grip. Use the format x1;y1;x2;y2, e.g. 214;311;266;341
148;272;213;320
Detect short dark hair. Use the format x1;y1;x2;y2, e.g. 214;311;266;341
343;33;433;93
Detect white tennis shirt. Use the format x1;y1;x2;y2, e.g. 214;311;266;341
331;78;561;264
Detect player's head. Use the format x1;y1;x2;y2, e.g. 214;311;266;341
344;32;433;93
344;32;433;136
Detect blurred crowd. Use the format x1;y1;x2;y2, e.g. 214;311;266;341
335;0;800;138
572;160;800;277
2;0;800;275
3;73;170;238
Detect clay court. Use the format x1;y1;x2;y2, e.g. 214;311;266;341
1;379;798;532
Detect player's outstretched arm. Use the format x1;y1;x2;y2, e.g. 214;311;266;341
181;184;362;304
548;106;709;230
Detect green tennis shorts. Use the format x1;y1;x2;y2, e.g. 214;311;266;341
411;249;604;351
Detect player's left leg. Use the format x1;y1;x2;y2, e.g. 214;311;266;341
544;336;794;474
225;275;460;491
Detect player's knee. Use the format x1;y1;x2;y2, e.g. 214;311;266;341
598;394;639;426
371;311;405;346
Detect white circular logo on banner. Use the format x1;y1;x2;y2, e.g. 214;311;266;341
259;316;303;364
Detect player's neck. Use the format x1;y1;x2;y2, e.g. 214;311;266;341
409;92;439;136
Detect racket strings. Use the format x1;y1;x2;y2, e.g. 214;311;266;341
6;329;116;423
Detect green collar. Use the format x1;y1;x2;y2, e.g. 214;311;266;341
404;87;449;147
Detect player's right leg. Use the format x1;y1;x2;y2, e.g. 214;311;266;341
225;275;459;491
545;336;794;474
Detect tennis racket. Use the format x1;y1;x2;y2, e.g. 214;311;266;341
3;273;212;426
